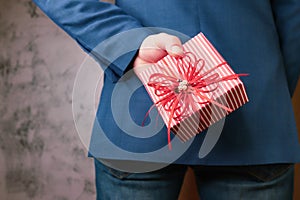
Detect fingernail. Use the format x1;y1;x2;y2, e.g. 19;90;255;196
171;45;184;55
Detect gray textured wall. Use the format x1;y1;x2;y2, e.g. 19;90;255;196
0;0;96;199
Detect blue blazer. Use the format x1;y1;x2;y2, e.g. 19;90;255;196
34;0;300;165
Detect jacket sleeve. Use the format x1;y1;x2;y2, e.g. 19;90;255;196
271;0;300;96
33;0;152;81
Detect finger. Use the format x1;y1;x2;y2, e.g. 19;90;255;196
167;45;185;58
133;56;149;68
137;47;167;63
154;33;185;57
134;33;185;68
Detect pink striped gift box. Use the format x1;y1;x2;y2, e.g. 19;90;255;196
137;32;248;143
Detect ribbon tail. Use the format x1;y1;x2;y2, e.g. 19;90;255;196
142;104;157;126
221;73;249;81
197;93;233;113
167;97;180;150
237;73;249;77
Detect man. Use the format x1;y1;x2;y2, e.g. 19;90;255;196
33;0;300;199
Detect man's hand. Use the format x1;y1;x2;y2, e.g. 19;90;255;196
133;33;184;73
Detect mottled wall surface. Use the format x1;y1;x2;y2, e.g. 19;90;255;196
0;0;96;199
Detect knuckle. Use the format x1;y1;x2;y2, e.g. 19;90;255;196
156;33;179;42
156;32;168;37
169;36;181;44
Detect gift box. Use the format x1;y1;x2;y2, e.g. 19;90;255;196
137;33;248;148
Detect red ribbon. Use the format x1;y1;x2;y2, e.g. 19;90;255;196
144;52;248;150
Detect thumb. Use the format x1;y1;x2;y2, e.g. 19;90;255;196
155;33;185;58
166;45;185;58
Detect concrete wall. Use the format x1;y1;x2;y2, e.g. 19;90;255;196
0;1;96;199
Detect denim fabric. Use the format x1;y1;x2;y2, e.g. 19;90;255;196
94;159;294;200
193;164;294;200
94;159;187;200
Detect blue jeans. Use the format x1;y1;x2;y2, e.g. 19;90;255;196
94;159;294;200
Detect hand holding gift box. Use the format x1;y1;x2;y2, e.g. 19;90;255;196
136;33;249;149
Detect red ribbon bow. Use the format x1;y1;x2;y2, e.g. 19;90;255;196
144;52;248;150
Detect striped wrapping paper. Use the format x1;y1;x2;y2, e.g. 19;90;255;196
137;33;249;142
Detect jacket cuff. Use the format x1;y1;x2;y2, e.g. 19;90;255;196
90;28;154;82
